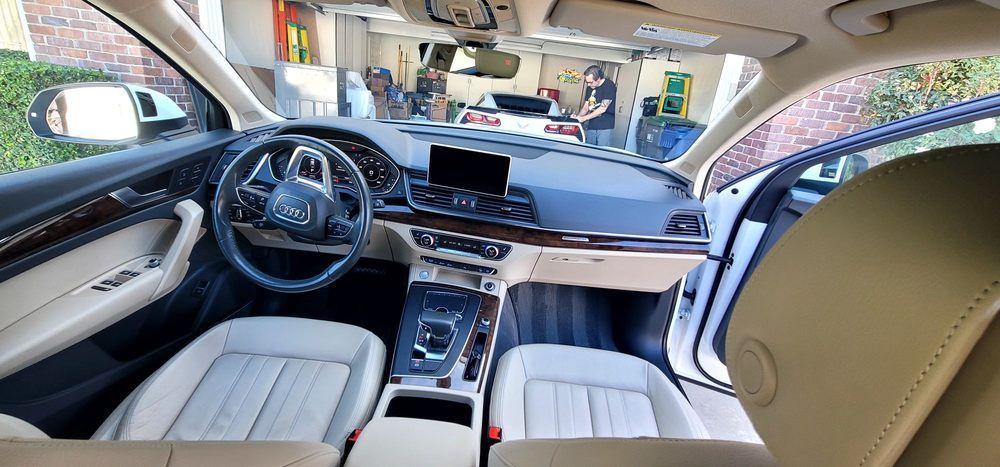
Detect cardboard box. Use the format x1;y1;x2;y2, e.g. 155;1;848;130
387;101;410;120
370;76;390;92
429;107;448;122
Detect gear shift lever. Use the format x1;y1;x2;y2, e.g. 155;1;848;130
420;308;457;349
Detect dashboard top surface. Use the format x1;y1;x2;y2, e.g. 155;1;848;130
222;118;708;242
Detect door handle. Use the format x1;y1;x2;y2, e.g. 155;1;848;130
110;187;168;208
152;199;203;300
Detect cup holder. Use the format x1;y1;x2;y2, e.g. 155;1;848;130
384;395;473;427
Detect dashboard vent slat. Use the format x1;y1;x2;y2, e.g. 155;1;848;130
667;186;691;199
409;171;537;225
664;212;705;238
240;155;264;182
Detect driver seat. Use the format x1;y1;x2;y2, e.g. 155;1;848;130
93;316;385;452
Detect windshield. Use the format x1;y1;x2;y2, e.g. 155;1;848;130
183;0;746;160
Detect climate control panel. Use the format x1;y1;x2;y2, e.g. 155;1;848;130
410;229;512;261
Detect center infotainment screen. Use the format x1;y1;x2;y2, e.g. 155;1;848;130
427;144;511;197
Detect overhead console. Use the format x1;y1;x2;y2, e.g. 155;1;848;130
388;0;526;36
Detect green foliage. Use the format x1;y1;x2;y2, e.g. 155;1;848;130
865;57;1000;159
0;49;114;174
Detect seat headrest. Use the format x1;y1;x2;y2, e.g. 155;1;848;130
726;144;1000;466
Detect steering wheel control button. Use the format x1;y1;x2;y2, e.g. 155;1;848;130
326;217;354;238
236;187;269;213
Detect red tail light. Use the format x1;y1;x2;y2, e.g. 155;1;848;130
465;112;501;126
545;124;581;135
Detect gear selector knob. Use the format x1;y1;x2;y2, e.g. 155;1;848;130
420;309;457;349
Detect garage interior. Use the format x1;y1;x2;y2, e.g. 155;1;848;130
212;0;743;159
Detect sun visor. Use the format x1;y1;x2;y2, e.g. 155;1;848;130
549;0;799;57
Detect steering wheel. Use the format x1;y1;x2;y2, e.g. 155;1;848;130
213;135;373;293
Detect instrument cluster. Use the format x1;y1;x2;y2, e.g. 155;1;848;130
269;139;400;196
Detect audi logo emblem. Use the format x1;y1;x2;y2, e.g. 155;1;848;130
277;204;306;220
271;194;310;224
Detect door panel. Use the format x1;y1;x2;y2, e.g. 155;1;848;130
0;202;202;379
0;128;250;437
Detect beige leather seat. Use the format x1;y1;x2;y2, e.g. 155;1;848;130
489;144;1000;466
490;344;708;440
1;316;385;465
94;317;385;450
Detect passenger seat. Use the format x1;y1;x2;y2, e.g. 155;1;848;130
489;344;708;441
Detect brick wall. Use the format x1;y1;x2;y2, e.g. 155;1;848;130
21;0;201;122
707;57;884;191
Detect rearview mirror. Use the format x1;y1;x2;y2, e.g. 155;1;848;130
418;43;520;79
26;83;190;145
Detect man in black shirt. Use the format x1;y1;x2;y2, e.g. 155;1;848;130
572;65;617;147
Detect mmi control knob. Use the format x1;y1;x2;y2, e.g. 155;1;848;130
484;245;500;259
419;234;435;247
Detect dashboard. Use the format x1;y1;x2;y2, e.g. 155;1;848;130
213;118;711;293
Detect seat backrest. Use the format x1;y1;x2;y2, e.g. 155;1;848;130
726;144;1000;466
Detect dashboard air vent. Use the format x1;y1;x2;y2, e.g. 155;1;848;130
476;195;536;223
409;171;537;225
248;130;274;143
410;182;455;209
664;212;706;238
241;155;264;182
667;186;690;199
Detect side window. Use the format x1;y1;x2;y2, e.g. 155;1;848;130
1;0;203;175
708;56;1000;192
794;115;999;194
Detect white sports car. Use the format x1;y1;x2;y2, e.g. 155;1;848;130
454;92;585;143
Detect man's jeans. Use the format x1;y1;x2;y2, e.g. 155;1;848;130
586;128;613;147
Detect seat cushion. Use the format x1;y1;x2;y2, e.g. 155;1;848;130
93;317;385;451
490;344;708;441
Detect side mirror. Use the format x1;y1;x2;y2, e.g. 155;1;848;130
418;42;520;79
26;83;190;145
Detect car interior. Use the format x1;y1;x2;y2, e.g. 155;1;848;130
0;0;998;466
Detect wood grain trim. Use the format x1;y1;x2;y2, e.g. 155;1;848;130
375;205;710;255
390;283;500;393
0;188;195;271
0;196;131;270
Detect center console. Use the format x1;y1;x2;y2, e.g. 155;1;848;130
348;274;504;466
390;282;499;392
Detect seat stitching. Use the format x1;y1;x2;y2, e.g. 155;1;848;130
247;358;287;438
551;382;559;438
220;355;270;440
329;335;372;445
859;279;998;466
119;321;233;440
285;361;324;440
265;360;308;439
567;383;576;437
197;354;253;440
585;386;597;437
619;389;633;438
